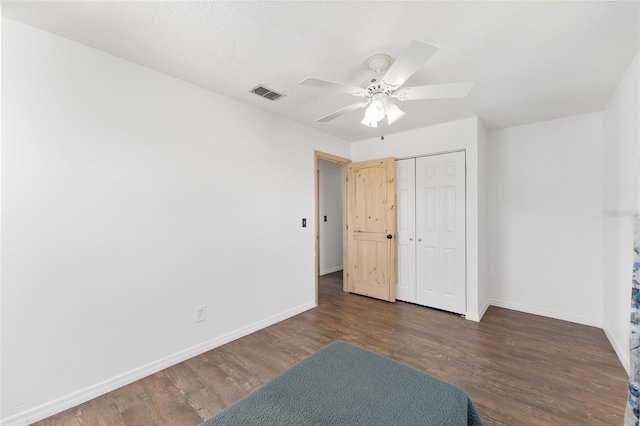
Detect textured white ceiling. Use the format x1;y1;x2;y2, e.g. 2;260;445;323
3;1;639;142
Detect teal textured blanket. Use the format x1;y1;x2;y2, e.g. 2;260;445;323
201;341;483;425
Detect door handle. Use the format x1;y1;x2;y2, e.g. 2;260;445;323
387;234;393;239
418;239;422;242
409;238;413;241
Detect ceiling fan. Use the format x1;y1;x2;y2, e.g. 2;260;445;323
300;40;473;128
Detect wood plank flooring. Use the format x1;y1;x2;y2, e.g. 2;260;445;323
35;271;628;425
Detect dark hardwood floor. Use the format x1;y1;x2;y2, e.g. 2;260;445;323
35;271;627;425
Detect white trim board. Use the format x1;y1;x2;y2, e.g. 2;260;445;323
320;266;343;276
604;324;631;376
0;302;316;426
489;299;603;328
478;299;491;321
466;298;491;322
465;312;481;322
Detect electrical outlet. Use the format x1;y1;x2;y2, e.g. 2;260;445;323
195;305;207;323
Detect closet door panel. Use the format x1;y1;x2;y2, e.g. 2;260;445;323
395;159;416;303
416;156;440;307
438;152;466;314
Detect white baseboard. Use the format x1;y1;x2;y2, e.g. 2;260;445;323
489;299;603;328
604;324;631;376
0;301;316;426
319;266;343;276
465;299;491;322
478;299;491;321
465;312;480;322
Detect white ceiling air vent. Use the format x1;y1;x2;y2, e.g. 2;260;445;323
250;85;285;101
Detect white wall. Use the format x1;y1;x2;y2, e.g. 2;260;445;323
602;50;640;374
488;113;605;327
477;120;490;317
0;10;3;422
350;116;487;321
318;159;343;275
1;18;350;424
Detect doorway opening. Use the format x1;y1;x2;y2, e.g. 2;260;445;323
314;151;350;305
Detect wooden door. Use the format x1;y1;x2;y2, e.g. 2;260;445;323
395;158;416;303
415;151;466;314
346;158;396;302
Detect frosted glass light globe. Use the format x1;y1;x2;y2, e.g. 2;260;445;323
365;100;385;122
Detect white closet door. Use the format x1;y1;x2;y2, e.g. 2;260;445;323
395;159;416;303
415;155;440;308
415;152;466;314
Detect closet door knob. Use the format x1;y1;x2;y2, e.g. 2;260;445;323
387;234;393;239
418;239;422;242
409;238;413;241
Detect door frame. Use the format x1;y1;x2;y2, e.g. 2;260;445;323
314;150;351;305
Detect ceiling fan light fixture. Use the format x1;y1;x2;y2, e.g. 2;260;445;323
365;100;385;122
385;103;406;125
300;40;473;131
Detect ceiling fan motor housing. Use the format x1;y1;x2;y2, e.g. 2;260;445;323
364;80;397;98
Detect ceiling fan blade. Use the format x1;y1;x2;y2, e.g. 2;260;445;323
384;104;406;125
317;101;369;122
396;82;474;101
382;40;439;87
360;116;378;128
300;77;366;96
